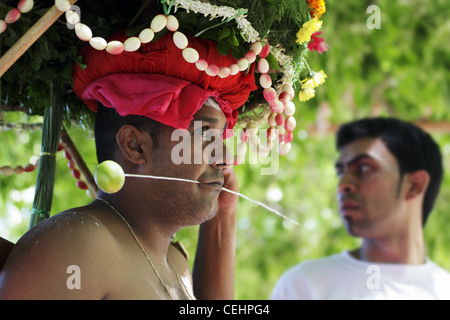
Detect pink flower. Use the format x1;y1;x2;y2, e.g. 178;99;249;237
308;31;329;54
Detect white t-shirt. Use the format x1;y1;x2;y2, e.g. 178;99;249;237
271;251;450;300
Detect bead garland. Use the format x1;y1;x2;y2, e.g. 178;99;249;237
0;142;91;195
0;159;39;176
60;144;94;197
0;120;42;132
0;118;41;175
60;7;265;79
0;0;34;34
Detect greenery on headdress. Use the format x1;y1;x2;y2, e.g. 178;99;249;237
212;0;311;60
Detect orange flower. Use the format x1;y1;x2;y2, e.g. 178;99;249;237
308;0;326;19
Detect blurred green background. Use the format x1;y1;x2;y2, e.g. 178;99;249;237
1;0;450;299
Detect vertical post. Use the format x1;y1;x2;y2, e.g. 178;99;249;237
29;85;63;229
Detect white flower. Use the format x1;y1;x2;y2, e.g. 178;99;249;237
235;16;259;42
172;0;260;43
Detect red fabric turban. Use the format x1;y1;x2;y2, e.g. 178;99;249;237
73;31;258;132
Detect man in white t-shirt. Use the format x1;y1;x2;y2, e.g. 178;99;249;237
271;117;450;300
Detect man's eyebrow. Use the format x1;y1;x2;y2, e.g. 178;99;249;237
194;116;218;124
335;153;374;168
192;116;228;131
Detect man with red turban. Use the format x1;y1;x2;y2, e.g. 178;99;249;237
0;10;260;300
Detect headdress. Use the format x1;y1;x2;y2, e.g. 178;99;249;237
2;0;328;158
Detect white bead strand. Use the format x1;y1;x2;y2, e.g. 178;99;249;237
89;37;107;50
18;0;34;13
55;0;72;12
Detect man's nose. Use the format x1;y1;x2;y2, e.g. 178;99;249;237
338;171;357;194
211;143;233;169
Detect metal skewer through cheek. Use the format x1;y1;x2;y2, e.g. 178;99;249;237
124;173;300;226
125;173;200;184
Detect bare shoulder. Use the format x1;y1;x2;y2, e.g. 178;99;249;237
0;206;119;299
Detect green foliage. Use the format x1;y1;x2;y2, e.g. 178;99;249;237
0;122;96;241
212;0;311;60
302;0;450;124
172;10;249;59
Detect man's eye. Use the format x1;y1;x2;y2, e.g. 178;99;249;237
201;126;210;137
358;164;372;174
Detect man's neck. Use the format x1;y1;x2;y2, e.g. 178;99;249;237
356;230;426;265
96;193;177;262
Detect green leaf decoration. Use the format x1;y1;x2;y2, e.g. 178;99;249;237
265;52;280;70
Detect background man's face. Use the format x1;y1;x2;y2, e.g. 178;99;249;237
335;137;408;239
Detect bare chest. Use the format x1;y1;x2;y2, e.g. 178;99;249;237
105;245;195;300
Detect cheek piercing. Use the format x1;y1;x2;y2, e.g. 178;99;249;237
95;160;299;225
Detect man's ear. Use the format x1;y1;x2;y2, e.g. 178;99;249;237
116;125;152;165
405;170;430;201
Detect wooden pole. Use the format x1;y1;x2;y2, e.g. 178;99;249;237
60;127;99;197
0;0;78;78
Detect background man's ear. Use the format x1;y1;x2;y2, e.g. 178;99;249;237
115;125;152;165
405;170;430;201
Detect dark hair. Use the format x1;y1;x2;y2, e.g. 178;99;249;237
336;117;443;226
94;104;163;163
